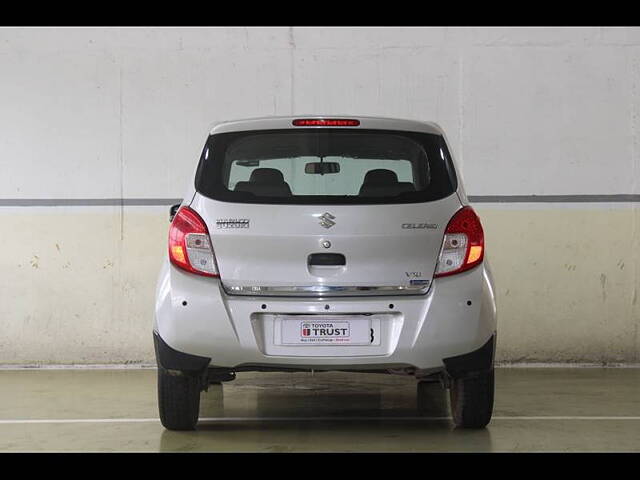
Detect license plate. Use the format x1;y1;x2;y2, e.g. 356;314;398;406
278;316;379;345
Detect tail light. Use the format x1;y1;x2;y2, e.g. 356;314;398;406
434;206;484;277
168;206;219;277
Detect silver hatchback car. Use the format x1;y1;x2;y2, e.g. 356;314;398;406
153;116;497;430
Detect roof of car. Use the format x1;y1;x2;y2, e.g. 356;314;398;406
209;115;445;136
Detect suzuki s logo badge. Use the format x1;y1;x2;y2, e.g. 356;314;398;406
319;212;336;229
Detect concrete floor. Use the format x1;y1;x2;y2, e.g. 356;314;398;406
0;368;639;452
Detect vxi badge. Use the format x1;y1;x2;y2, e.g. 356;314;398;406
402;222;438;229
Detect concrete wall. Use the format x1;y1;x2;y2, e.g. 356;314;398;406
1;27;639;364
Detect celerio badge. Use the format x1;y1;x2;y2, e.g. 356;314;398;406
402;222;438;229
216;218;250;229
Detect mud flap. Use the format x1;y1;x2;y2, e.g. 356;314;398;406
153;332;211;373
442;334;496;379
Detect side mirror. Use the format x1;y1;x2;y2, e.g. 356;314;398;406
169;203;181;222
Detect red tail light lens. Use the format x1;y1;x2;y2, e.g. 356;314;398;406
292;118;360;127
168;207;219;277
434;206;484;278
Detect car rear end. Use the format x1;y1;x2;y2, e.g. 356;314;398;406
153;116;497;430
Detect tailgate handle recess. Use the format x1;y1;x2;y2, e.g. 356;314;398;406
307;253;346;266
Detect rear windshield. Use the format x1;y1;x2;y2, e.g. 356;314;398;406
195;129;457;205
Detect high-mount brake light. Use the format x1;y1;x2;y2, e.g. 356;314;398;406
292;119;360;127
434;206;484;278
168;207;219;277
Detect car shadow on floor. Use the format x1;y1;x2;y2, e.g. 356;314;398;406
157;380;494;452
198;378;451;418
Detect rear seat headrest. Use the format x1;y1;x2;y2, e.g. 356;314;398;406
249;168;286;184
358;168;415;197
361;169;399;185
234;167;292;197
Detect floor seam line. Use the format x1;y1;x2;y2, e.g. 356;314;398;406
2;416;640;424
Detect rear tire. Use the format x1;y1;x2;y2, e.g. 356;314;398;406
157;368;202;431
449;369;494;429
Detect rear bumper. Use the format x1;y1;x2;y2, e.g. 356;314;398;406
153;259;497;372
153;329;496;379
